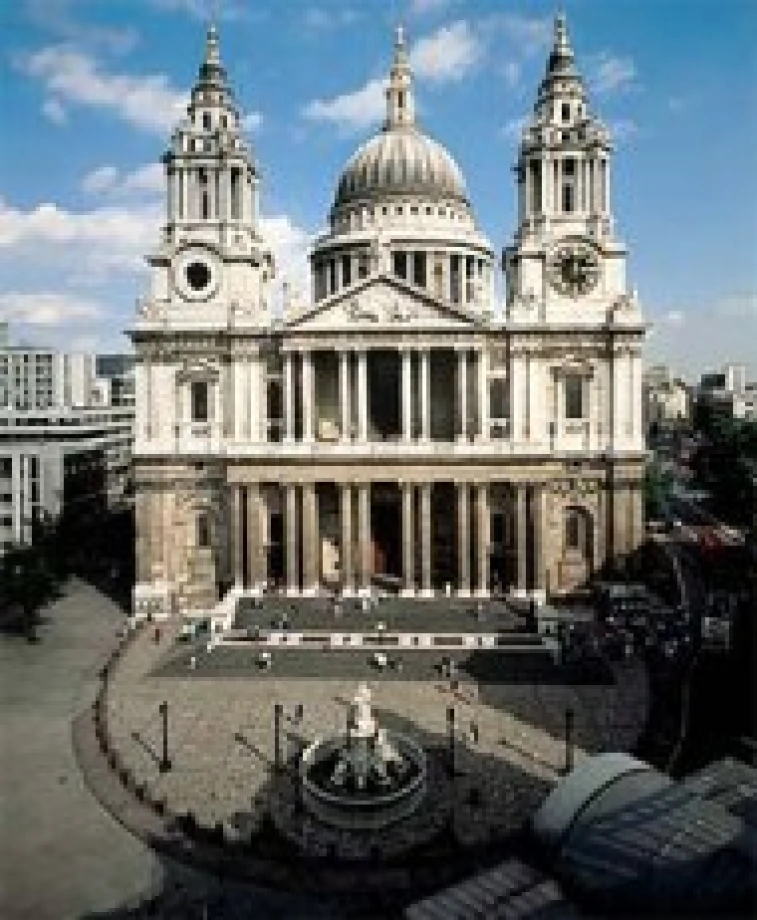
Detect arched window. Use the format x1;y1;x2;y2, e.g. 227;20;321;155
566;510;581;549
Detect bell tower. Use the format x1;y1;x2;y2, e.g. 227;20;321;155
504;13;633;326
141;24;274;328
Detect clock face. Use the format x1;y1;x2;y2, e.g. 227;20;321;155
172;247;219;301
548;240;601;297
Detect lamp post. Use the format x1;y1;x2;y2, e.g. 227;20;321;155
158;700;172;773
564;706;575;774
447;705;456;777
274;703;283;773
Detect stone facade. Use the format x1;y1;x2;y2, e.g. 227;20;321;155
130;18;645;618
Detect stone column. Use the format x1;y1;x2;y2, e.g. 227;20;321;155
420;483;433;597
475;483;490;597
477;348;489;440
457;482;471;596
302;482;319;594
340;484;354;594
231;484;244;587
532;484;547;599
401;348;413;442
302;349;315;442
457;348;468;442
246;483;265;591
283;351;295;443
516;484;528;596
339;350;351;442
357;349;368;442
401;481;415;596
420;349;430;441
285;484;298;595
357;483;371;590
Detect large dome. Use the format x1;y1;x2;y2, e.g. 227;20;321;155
334;126;468;210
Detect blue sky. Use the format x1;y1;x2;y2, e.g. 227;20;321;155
1;0;755;380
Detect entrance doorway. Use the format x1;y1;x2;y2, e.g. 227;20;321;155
371;483;401;580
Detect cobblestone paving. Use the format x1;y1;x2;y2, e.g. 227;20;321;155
107;615;648;849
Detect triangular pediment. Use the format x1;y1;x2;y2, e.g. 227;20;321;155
284;273;483;332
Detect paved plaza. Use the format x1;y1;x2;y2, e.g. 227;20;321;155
106;598;648;854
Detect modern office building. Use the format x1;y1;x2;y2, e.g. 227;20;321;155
130;16;646;617
0;406;134;554
698;363;756;422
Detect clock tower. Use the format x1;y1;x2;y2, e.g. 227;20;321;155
139;24;274;329
504;13;635;328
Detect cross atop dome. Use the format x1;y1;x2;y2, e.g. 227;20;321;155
385;24;415;130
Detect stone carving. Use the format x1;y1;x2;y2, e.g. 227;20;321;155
137;297;166;321
347;297;380;323
389;298;416;322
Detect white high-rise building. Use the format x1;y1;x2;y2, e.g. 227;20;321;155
130;18;646;618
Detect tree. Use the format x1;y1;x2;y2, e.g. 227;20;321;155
644;458;673;520
0;544;60;640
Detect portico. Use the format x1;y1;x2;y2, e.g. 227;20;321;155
280;341;485;445
225;474;556;599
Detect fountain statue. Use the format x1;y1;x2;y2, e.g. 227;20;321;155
330;683;406;791
298;682;427;831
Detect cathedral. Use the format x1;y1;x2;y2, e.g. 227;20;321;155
130;16;646;618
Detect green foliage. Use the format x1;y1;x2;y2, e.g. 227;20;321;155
692;412;757;529
0;543;60;638
644;458;674;519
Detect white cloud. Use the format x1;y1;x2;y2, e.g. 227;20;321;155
0;196;159;277
24;0;138;53
81;163;164;197
410;21;480;84
302;21;480;133
42;97;67;125
589;52;637;95
484;13;552;56
0;291;102;326
20;45;188;135
260;215;313;303
241;110;263;132
303;77;387;134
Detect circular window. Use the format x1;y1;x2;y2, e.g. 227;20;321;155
185;261;211;291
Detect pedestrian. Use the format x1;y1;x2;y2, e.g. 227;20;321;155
189;655;197;670
294;703;304;723
154;625;161;644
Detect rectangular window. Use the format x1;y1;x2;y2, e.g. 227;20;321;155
562;184;574;213
413;252;427;287
566;512;580;548
562;103;571;122
342;255;352;287
564;375;585;420
197;513;210;548
392;251;407;279
328;259;337;293
230;167;241;220
191;381;209;422
450;254;461;303
202;113;211;130
358;254;369;279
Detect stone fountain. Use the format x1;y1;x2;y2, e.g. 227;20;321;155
299;683;427;831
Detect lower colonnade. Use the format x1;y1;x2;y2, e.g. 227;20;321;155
228;480;549;599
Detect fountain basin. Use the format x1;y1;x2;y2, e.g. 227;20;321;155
300;732;427;831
